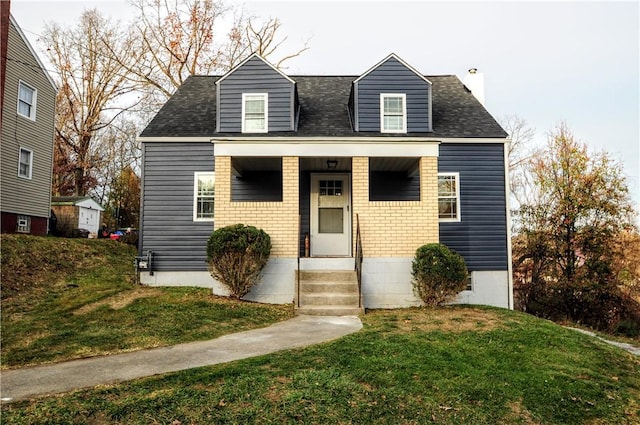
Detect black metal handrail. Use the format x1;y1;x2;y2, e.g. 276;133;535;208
355;213;363;308
297;214;301;308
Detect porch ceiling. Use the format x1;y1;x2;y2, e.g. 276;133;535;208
300;157;351;172
232;157;282;172
369;157;420;172
231;157;420;173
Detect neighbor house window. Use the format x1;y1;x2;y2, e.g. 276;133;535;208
18;147;33;179
380;93;406;133
16;215;31;233
18;81;37;120
438;173;460;221
242;93;268;133
194;172;215;221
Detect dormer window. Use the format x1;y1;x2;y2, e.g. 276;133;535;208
242;93;268;133
380;93;406;133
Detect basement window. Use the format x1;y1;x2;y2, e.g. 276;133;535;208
16;215;31;233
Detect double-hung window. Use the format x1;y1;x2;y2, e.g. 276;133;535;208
242;93;268;133
18;81;37;120
438;173;460;221
194;172;215;221
18;147;33;179
380;93;406;133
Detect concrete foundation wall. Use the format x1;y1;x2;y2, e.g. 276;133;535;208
140;259;509;309
140;258;297;305
454;270;510;308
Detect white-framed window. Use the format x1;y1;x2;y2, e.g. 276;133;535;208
380;93;406;133
242;93;268;133
16;215;31;233
17;81;37;120
18;147;33;179
438;172;460;222
193;172;215;221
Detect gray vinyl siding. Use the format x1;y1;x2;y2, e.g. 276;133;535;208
438;143;508;271
1;19;55;220
232;171;283;201
140;142;214;271
217;56;294;132
355;57;431;133
369;172;420;201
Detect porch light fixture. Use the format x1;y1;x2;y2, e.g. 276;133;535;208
326;160;338;169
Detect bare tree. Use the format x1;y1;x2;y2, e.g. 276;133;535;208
120;0;309;112
499;114;537;206
43;10;141;196
220;12;310;70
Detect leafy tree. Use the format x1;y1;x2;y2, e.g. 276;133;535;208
514;123;638;332
105;165;141;229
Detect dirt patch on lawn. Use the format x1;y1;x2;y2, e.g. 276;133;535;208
389;307;509;334
501;400;540;425
74;288;162;315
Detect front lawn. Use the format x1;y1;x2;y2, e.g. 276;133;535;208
4;307;639;424
1;235;294;368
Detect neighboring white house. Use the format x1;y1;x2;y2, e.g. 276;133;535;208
51;196;104;235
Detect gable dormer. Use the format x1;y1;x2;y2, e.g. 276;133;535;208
216;54;298;133
350;54;432;133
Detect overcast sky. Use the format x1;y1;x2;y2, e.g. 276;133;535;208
10;0;640;211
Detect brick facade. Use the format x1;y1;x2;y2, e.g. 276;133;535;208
352;156;439;257
215;155;438;259
214;156;299;258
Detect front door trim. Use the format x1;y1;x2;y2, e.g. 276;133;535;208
310;173;351;257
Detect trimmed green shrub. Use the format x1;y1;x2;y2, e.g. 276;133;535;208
411;243;468;306
206;224;271;299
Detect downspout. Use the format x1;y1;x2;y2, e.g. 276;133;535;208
504;138;514;310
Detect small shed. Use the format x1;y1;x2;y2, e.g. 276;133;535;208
51;196;104;236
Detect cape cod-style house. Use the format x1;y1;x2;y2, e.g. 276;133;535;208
137;53;512;313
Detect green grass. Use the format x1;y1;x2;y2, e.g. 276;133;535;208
0;235;294;368
3;307;639;424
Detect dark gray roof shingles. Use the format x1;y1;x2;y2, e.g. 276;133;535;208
140;75;507;139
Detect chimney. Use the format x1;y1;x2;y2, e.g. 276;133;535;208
463;68;485;106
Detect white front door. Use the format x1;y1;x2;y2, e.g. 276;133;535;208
310;173;351;256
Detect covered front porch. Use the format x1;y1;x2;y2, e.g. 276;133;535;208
212;139;440;308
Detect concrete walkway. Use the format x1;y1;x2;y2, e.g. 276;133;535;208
567;327;640;356
0;315;362;403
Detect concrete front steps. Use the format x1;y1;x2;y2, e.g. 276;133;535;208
296;270;363;316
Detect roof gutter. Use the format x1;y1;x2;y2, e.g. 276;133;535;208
137;136;508;144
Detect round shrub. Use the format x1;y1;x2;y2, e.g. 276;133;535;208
206;224;271;299
411;243;468;307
